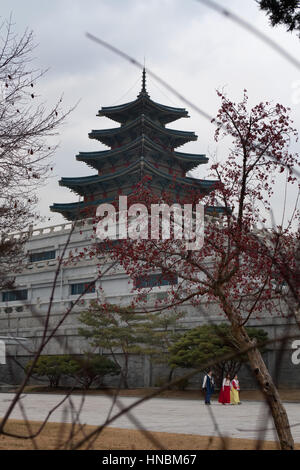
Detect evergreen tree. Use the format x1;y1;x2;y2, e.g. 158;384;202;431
79;302;183;388
257;0;300;36
168;324;268;387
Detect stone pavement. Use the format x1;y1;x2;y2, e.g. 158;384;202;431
0;392;299;443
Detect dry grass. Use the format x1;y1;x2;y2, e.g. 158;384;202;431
1;419;299;450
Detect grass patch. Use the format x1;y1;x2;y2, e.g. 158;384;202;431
1;419;299;450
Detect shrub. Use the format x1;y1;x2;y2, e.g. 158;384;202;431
25;355;78;388
71;354;120;389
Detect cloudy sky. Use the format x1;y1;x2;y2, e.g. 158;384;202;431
1;0;299;228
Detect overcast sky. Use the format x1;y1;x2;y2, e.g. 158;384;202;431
1;0;299;228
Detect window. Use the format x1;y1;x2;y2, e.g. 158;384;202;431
135;273;177;288
2;290;28;302
29;250;56;263
97;240;121;251
70;282;95;296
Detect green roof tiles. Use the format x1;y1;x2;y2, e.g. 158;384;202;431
98;96;188;125
76;135;207;171
59;158;217;197
88;115;197;149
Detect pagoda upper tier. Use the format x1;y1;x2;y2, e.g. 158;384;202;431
77;136;208;173
88;115;197;149
98;69;188;125
51;69;221;221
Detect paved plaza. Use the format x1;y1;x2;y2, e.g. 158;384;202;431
0;392;299;443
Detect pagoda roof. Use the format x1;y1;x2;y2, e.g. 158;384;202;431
51;70;225;222
98;95;189;125
89;115;197;149
50;201;87;220
98;68;188;125
58;159;217;197
50;198;226;221
77;135;208;171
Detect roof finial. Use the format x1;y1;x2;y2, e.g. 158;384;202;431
138;64;149;98
142;66;146;92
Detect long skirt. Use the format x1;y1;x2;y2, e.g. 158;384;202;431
218;385;231;404
230;388;240;405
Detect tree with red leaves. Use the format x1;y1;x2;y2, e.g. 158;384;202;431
95;89;299;449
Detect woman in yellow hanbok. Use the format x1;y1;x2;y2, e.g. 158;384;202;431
230;375;241;405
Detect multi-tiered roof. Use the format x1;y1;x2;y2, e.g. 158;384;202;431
51;70;220;220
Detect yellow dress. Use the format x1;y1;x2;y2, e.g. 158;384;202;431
230;379;240;405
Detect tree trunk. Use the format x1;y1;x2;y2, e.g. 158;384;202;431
122;354;129;389
167;367;175;389
217;289;294;450
122;375;129;389
235;325;294;450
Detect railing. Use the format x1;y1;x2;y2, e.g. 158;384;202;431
9;218;95;241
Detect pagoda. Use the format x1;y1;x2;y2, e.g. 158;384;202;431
50;69;221;220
